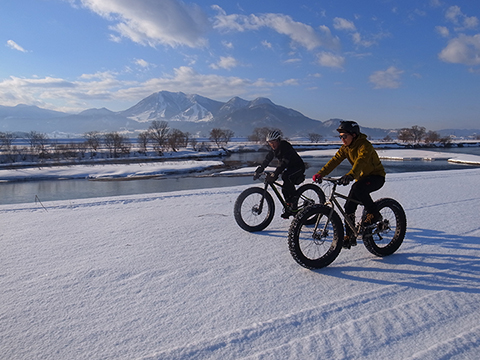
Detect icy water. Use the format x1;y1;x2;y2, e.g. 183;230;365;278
1;147;479;205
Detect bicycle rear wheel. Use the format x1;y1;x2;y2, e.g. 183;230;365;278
288;204;343;269
234;187;275;232
295;183;325;208
362;198;407;256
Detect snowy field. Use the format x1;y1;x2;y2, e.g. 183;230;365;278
1;165;480;359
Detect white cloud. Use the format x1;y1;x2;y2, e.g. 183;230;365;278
435;26;450;38
222;41;234;49
430;0;443;8
369;66;404;89
0;67;289;111
261;40;272;49
351;32;375;47
76;0;210;48
333;17;356;32
284;58;301;64
283;79;299;86
439;34;480;66
445;6;479;30
332;18;378;47
134;59;151;68
212;6;339;51
445;6;462;24
6;40;27;52
209;56;240;70
317;52;345;68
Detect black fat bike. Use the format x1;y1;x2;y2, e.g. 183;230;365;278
288;177;407;269
234;172;325;232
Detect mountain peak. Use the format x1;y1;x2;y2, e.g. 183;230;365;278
79;107;114;116
250;97;274;107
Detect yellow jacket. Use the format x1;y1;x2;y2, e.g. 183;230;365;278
318;133;385;180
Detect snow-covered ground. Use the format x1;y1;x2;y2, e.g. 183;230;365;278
0;160;224;181
1;164;480;359
301;148;480;166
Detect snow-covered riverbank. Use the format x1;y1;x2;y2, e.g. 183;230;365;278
1;149;479;182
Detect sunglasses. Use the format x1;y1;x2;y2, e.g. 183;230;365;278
339;134;350;140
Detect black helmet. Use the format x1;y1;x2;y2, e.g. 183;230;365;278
337;121;360;136
266;130;282;142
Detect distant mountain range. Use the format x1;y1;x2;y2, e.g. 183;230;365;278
0;91;478;139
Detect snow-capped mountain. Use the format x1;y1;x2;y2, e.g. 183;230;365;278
0;93;390;137
119;91;224;123
4;90;471;138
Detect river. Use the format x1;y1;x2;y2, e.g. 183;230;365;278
1;147;479;205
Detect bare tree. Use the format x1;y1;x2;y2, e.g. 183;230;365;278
190;137;198;151
308;133;323;143
182;132;190;148
104;132;130;158
439;136;452;147
84;131;101;153
397;128;414;143
210;128;234;148
410;125;426;144
0;132;17;162
424;130;440;144
168;129;187;152
25;131;49;158
137;131;149;154
148;120;169;155
398;125;426;145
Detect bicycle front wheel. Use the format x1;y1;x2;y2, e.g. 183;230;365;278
288;204;343;269
362;198;407;256
234;187;275;232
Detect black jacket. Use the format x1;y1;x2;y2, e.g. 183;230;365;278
261;140;305;177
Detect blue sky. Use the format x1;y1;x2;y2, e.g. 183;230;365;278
1;0;479;130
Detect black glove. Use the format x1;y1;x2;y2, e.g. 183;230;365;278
253;166;263;180
339;174;353;186
266;172;278;184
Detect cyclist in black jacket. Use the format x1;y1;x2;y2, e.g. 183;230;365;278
254;130;305;218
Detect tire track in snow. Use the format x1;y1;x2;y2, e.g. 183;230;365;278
140;285;412;360
408;324;480;360
240;290;480;360
141;286;480;360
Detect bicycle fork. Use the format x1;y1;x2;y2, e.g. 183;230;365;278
255;183;271;214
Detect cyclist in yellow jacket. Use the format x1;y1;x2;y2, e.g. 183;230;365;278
312;121;386;248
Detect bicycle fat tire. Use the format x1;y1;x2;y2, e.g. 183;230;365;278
288;204;343;269
234;187;275;232
362;198;407;256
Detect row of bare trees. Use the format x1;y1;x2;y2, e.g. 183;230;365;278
1;123;476;164
0;122;236;164
396;125;454;146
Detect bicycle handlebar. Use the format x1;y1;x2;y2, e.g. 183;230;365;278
322;177;341;183
313;176;341;185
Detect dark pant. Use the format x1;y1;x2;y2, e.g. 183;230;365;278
281;166;305;203
344;175;385;215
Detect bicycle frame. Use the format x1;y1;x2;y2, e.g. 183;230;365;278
257;174;289;209
256;172;315;214
317;177;363;238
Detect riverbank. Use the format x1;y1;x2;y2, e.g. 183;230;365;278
1;148;479;182
2;139;479;172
